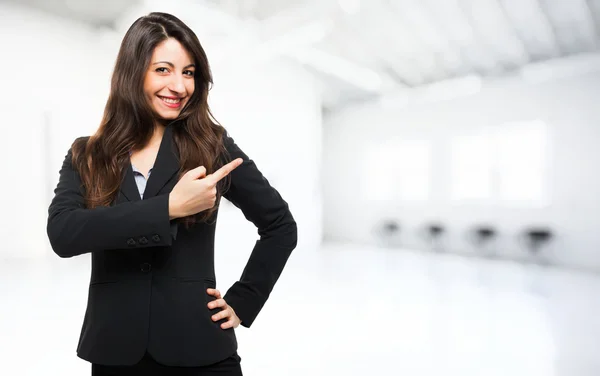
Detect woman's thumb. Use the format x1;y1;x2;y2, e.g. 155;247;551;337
186;165;207;180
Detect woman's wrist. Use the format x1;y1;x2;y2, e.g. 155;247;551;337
168;193;181;220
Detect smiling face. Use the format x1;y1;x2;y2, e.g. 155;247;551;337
143;38;196;123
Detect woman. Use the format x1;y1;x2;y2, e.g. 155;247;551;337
46;12;297;376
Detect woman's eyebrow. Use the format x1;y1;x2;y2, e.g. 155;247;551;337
152;61;196;69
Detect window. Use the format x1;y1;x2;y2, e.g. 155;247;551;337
396;140;431;201
450;132;493;201
493;120;550;206
449;120;550;206
364;140;431;202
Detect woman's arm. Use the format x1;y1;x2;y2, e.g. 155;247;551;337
47;145;174;258
221;133;298;328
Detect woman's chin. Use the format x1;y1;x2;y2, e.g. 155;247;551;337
155;111;181;122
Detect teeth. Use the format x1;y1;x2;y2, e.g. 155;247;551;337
160;96;180;104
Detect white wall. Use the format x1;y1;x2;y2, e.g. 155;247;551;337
0;3;322;262
209;60;323;286
0;3;115;260
323;71;600;271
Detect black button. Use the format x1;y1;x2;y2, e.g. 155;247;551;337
152;234;161;243
139;236;148;245
140;263;152;273
126;238;136;247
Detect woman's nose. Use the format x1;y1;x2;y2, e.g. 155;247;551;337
168;75;186;93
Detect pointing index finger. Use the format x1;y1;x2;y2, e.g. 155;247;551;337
208;158;243;184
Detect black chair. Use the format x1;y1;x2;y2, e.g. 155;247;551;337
382;220;400;235
469;225;497;257
523;227;553;255
426;223;445;252
376;219;400;247
474;226;496;244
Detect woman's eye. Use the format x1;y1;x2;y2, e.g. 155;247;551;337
156;67;168;73
184;70;195;77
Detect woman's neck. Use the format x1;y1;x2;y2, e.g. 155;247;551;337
147;124;166;149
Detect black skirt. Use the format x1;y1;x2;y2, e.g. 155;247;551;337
91;351;242;376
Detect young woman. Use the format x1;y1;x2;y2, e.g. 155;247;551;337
47;12;297;376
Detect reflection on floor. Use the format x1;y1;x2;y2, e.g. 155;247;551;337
2;242;600;375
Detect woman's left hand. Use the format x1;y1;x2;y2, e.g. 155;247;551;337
206;288;241;329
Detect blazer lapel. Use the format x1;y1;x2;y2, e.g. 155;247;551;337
142;124;180;199
120;163;141;202
119;124;180;202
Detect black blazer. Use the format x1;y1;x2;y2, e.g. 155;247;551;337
46;124;297;366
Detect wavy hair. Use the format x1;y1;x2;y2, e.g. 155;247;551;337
71;12;229;227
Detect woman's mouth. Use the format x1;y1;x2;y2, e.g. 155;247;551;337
158;96;182;108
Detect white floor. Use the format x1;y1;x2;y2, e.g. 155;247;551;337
3;243;600;375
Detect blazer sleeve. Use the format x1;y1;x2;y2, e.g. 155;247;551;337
221;133;298;328
47;144;174;258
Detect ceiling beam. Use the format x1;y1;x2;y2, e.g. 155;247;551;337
113;0;385;94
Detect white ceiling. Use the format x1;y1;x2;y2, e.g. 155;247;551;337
9;0;600;111
2;0;137;28
203;0;600;110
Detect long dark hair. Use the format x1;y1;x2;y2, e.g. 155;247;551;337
71;12;229;227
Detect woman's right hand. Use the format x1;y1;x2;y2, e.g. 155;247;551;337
168;158;243;219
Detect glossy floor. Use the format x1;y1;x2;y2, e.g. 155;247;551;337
2;243;600;375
